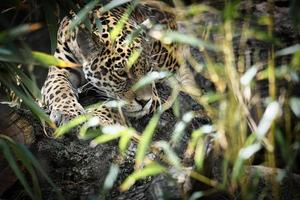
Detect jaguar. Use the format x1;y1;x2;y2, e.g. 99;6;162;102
41;0;196;127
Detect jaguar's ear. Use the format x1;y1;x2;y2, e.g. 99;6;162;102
76;28;101;59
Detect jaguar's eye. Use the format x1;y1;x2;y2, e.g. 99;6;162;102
116;69;127;77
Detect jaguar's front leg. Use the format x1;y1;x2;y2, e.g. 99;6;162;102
42;67;85;126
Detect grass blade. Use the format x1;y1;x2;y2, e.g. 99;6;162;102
171;111;194;146
102;164;119;191
0;74;55;128
11;66;42;100
41;0;59;54
90;125;133;148
54;115;91;137
0;49;80;68
18;145;64;199
102;0;132;12
150;30;219;51
0;137;34;199
154;141;181;169
276;44;300;57
69;0;99;31
135;113;160;168
11;143;42;200
289;97;300;117
132;71;172;92
32;51;80;68
0;23;41;43
119;128;134;156
120;162;166;191
90;131;122;147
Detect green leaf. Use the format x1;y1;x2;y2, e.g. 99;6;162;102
0;137;34;199
119;129;134;156
276;44;300;57
186;4;218;16
0;76;55;128
103;164;119;191
223;0;239;21
0;48;80;68
292;52;300;68
110;5;134;42
290;97;300;117
120;163;166;191
18;145;64;199
13;66;42;100
54;115;91;137
239;143;261;160
125;24;144;45
232;142;261;180
172;98;180;118
41;0;59;54
90;132;122;147
0;47;31;64
95;18;103;34
232;157;244;180
132;71;172;91
0;135;63;199
90;125;128;147
135;113;160;168
78;116;102;139
0;23;41;43
126;48;142;69
155;141;181;169
69;0;99;31
240;66;258;86
150;30;219;51
32;51;80;67
171;111;194;146
186;125;213;158
194;137;205;171
11;143;42;200
256;101;281;140
102;0;132;12
200;92;222;104
257;65;299;81
189;192;205;200
244;28;279;45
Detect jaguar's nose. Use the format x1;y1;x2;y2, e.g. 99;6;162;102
135;97;151;108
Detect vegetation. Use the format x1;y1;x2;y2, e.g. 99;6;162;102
0;0;299;199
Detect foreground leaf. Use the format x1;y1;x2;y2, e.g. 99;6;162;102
54;115;91;137
0;49;80;68
103;164;119;191
69;0;99;31
0;76;55;128
0;135;63;199
132;71;172;91
90;125;131;147
154;141;181;169
135;113;160;168
120;163;166;191
32;51;80;68
0;23;41;43
290;97;300;117
0;138;34;199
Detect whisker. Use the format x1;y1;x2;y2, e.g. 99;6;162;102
149;52;169;58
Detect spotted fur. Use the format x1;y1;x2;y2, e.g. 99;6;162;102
41;1;181;126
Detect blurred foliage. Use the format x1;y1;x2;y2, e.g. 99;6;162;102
0;135;63;199
0;0;300;199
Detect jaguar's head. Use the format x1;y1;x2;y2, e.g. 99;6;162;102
77;28;160;117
